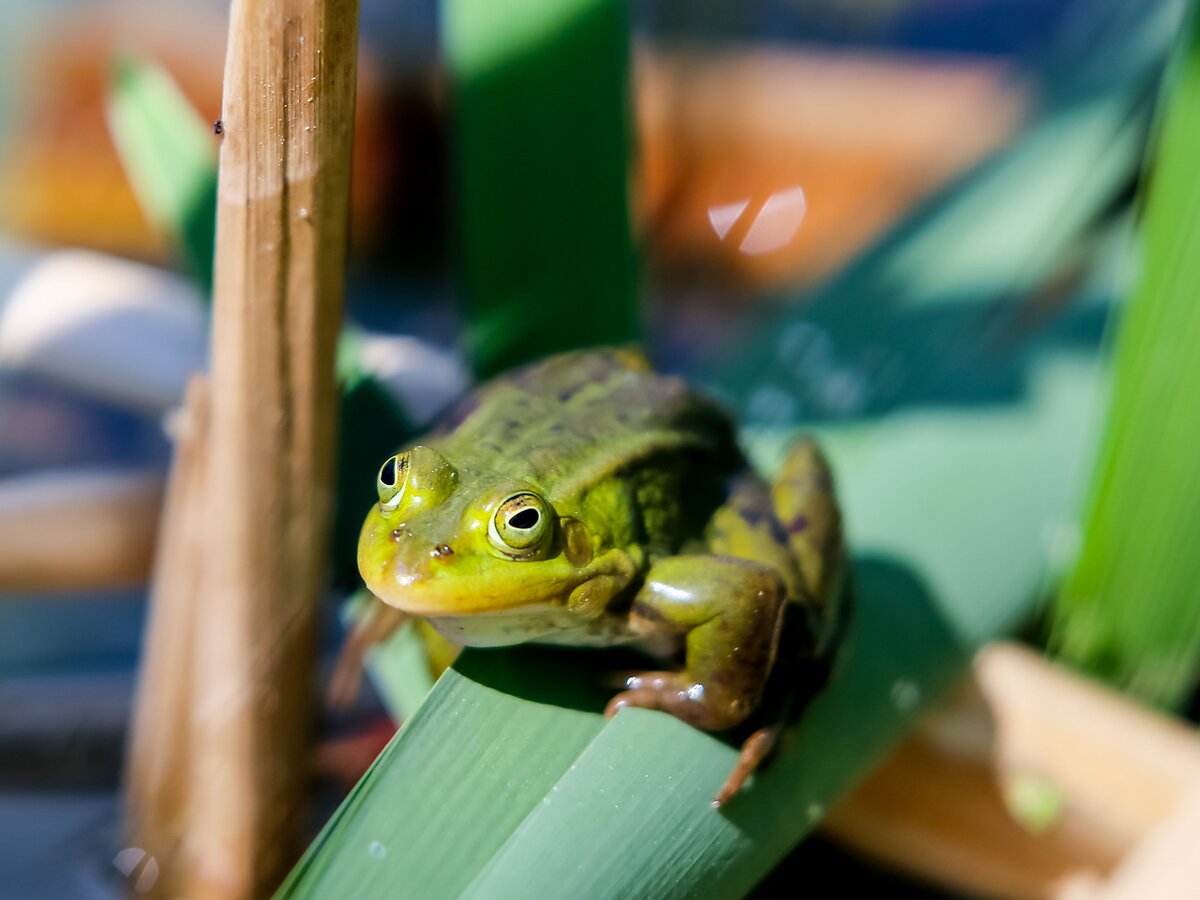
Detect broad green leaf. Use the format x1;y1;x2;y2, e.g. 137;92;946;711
1053;9;1200;708
106;56;218;294
444;0;639;377
278;651;610;898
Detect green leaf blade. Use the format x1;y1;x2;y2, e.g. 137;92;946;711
445;0;639;376
461;565;967;899
1054;10;1200;708
278;662;607;899
106;56;218;293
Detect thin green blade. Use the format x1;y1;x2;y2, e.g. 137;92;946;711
1053;9;1200;708
106;56;218;294
445;0;640;377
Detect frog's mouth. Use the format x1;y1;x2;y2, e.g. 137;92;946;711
365;568;583;618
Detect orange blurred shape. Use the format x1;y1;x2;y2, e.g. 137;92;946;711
637;47;1029;292
0;5;392;264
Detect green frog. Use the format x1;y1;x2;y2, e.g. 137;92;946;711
357;347;846;804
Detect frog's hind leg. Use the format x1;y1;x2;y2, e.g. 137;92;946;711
605;554;788;731
771;437;846;653
697;445;845;805
601;478;795;804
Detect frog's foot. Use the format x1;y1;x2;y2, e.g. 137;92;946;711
604;671;752;731
617;554;787;727
604;677;782;806
713;725;781;808
327;601;410;711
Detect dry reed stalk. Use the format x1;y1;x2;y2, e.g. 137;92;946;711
824;642;1200;899
0;468;162;591
119;1;358;896
124;376;211;898
179;1;359;896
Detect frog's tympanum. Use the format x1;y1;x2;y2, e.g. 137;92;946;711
358;348;846;805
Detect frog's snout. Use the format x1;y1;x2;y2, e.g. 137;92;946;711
360;521;446;598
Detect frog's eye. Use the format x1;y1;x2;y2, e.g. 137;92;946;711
488;492;552;556
377;452;409;513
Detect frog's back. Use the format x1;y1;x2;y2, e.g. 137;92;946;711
428;348;742;504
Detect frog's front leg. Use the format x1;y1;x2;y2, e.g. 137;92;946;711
604;555;787;730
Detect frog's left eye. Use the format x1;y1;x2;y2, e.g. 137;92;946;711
488;492;553;556
377;452;409;513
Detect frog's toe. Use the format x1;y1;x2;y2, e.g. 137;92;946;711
604;672;751;730
713;725;781;808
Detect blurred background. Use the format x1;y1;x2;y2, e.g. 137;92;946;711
2;0;1197;897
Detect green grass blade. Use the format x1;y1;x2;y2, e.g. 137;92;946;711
444;0;639;377
277;654;610;898
1052;10;1200;708
106;56;218;294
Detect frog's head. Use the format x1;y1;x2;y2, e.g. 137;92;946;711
358;445;633;643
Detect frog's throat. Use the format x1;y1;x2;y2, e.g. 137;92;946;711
371;547;641;619
425;605;641;648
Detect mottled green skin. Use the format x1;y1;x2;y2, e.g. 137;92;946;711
358;348;844;732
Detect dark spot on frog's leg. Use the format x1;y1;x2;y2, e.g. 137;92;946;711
630;601;670;624
430;544;453;558
390;529;406;542
764;515;790;547
737;505;769;528
787;514;809;535
733;503;790;546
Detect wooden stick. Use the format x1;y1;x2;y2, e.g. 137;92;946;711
824;642;1200;899
0;467;162;591
169;2;356;896
124;376;211;898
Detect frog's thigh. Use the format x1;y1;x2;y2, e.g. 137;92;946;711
771;438;845;647
705;474;801;599
614;555;786;731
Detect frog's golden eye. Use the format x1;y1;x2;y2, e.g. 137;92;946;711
488;492;552;556
377;452;409;513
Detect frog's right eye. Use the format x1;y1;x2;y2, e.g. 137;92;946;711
488;492;553;557
377;453;409;513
